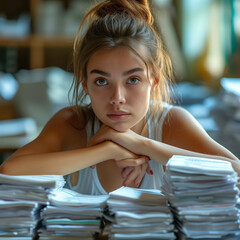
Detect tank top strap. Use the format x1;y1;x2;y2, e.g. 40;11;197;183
86;116;101;141
159;102;173;133
148;102;173;142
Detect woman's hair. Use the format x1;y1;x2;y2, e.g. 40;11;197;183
71;0;173;122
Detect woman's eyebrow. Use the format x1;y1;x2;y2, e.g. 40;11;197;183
90;69;110;77
90;68;144;77
123;67;144;76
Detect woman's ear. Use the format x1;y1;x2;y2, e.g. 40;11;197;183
150;77;159;96
151;77;159;90
154;76;160;86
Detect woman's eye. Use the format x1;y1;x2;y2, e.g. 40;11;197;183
95;78;107;86
127;77;140;85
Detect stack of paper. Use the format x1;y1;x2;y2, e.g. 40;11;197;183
220;78;240;109
208;77;240;157
162;155;240;239
0;174;65;240
38;188;109;239
220;78;240;143
104;186;175;240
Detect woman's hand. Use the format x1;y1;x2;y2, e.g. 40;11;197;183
88;124;146;156
88;127;153;187
117;159;153;187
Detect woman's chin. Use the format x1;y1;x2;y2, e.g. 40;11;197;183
109;123;130;132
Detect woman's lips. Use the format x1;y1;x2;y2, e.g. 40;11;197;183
107;112;131;121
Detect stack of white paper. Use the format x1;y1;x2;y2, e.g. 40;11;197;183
220;78;240;109
162;155;240;239
38;188;109;239
220;78;240;143
104;186;175;240
0;174;65;240
209;77;240;155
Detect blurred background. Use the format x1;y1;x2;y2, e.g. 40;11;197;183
0;0;240;163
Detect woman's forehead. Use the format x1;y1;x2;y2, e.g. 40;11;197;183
87;46;148;72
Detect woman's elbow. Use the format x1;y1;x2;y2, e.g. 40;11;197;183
0;161;21;175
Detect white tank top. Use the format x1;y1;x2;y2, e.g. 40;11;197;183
66;103;173;195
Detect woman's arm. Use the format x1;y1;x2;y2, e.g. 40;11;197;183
0;108;145;176
0;141;138;175
88;107;240;174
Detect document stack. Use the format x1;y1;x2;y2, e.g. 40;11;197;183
208;78;240;157
162;155;240;239
220;78;240;113
38;188;109;239
0;174;65;240
104;186;175;240
220;78;240;142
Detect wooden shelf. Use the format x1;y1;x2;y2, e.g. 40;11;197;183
0;37;31;47
0;0;76;70
0;35;74;47
0;35;74;69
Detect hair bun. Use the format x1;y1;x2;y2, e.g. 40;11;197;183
94;0;153;25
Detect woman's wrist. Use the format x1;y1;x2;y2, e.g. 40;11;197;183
139;137;153;157
139;138;169;165
98;141;115;160
100;140;126;160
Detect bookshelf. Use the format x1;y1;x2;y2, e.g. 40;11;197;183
0;34;74;70
0;0;81;72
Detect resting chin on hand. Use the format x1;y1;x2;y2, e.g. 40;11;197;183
88;134;152;187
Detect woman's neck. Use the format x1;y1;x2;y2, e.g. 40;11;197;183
131;117;148;137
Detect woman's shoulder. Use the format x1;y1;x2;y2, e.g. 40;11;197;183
50;106;87;130
162;105;207;146
164;105;196;124
162;105;192;129
39;106;89;150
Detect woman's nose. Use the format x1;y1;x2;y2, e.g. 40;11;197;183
110;85;126;105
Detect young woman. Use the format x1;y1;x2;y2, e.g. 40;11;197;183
0;0;239;195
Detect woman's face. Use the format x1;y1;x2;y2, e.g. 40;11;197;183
85;46;153;133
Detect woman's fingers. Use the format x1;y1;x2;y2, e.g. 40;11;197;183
116;156;153;187
146;162;154;175
133;163;149;187
122;162;153;187
122;165;144;187
121;167;134;179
